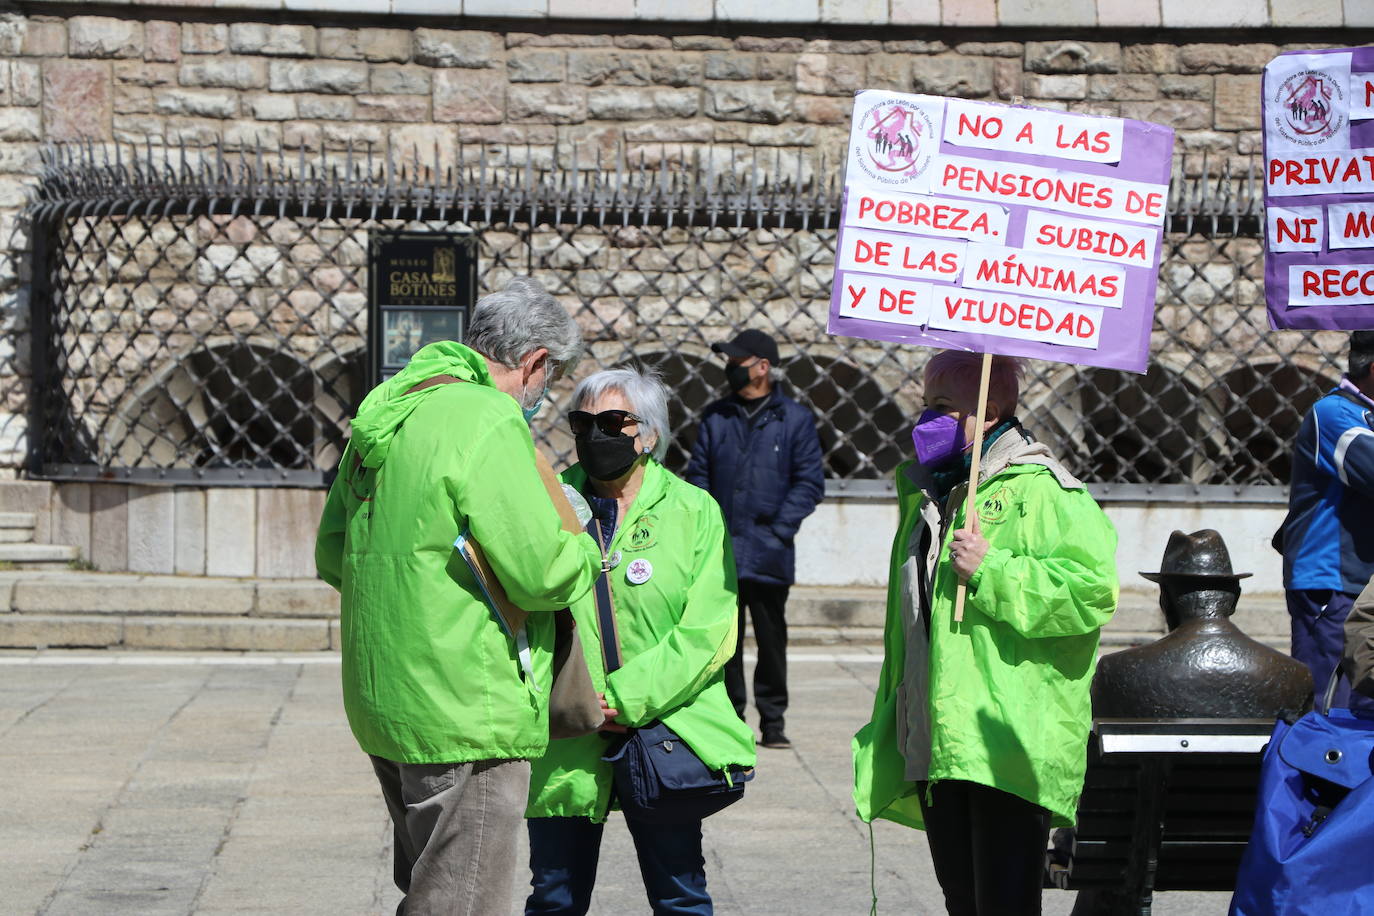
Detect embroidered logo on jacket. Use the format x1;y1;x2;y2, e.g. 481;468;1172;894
979;487;1014;525
627;515;657;551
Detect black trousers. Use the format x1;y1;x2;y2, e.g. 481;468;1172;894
724;580;789;732
918;780;1051;916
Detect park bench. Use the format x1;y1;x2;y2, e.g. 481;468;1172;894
1049;718;1276;915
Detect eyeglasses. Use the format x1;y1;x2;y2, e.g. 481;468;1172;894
568;409;643;437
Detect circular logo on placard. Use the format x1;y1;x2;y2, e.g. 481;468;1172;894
853;97;936;186
1274;68;1346;147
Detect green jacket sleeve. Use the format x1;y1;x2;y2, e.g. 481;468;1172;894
314;445;350;592
451;412;601;613
965;480;1118;639
604;503;739;725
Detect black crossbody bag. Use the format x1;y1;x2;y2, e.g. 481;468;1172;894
586;516;754;825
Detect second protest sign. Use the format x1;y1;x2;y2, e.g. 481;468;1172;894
1263;45;1374;330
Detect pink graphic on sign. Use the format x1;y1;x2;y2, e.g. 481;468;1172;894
865;105;924;175
1284;73;1339;139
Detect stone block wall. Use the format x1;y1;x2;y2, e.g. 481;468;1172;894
10;0;1370;28
0;0;1343;593
2;20;1301;168
0;10;1330;471
0;19;1317;165
31;479;325;576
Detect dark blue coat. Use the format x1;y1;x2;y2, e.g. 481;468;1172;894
685;389;825;586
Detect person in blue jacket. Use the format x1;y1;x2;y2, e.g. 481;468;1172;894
686;329;824;749
1279;331;1374;707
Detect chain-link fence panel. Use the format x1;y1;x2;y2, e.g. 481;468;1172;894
35;211;369;484
25;142;1348;496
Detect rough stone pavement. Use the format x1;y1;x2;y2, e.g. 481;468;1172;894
0;648;1228;915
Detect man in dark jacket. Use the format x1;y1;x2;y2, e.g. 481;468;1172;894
686;329;824;748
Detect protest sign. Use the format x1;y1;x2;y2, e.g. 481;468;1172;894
827;91;1175;375
829;92;1175;619
1263;47;1374;330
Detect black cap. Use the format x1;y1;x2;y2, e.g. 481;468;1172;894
712;329;780;365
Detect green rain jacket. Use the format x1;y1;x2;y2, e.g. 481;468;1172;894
315;341;601;765
852;428;1118;829
527;460;757;821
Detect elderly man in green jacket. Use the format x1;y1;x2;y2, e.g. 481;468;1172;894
315;277;602;916
853;350;1118;915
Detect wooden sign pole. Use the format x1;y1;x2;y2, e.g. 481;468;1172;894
952;352;993;623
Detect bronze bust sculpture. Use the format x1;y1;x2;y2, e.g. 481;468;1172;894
1093;529;1312;720
1066;531;1314;916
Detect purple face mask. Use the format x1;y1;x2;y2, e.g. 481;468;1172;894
911;409;966;468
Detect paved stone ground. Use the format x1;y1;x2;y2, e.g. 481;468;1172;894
0;649;1228;915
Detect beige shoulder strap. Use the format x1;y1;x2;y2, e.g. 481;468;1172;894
403;373;464;396
431;370;584;638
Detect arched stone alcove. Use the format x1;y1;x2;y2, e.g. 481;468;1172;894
105;339;363;472
1210;362;1341;485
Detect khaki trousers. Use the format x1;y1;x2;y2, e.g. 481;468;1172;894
370;755;531;916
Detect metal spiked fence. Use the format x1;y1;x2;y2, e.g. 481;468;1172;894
24;140;1349;497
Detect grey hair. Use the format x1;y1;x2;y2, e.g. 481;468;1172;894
571;366;671;461
466;277;583;377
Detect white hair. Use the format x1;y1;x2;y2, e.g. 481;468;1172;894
466;277;583;377
571;367;671;461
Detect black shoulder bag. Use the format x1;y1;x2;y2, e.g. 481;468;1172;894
588;517;754;824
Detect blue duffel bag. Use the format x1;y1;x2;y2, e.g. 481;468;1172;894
603;721;755;825
1230;672;1374;915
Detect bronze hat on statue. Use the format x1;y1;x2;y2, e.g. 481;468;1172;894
1139;529;1253;583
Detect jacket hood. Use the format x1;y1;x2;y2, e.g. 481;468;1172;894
350;341;495;469
982;425;1084;489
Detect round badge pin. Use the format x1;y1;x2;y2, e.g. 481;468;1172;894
608;550;623;569
625;558;653;585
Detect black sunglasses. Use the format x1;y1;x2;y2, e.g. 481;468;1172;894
569;409;642;437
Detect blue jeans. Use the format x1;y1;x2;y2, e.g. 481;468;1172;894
526;815;711;915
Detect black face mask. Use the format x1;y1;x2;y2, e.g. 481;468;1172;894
575;426;642;481
725;362;753;393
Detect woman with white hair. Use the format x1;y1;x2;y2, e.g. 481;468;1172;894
524;366;755;915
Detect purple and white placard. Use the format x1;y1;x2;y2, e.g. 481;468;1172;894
827;91;1175;374
1263;47;1374;330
